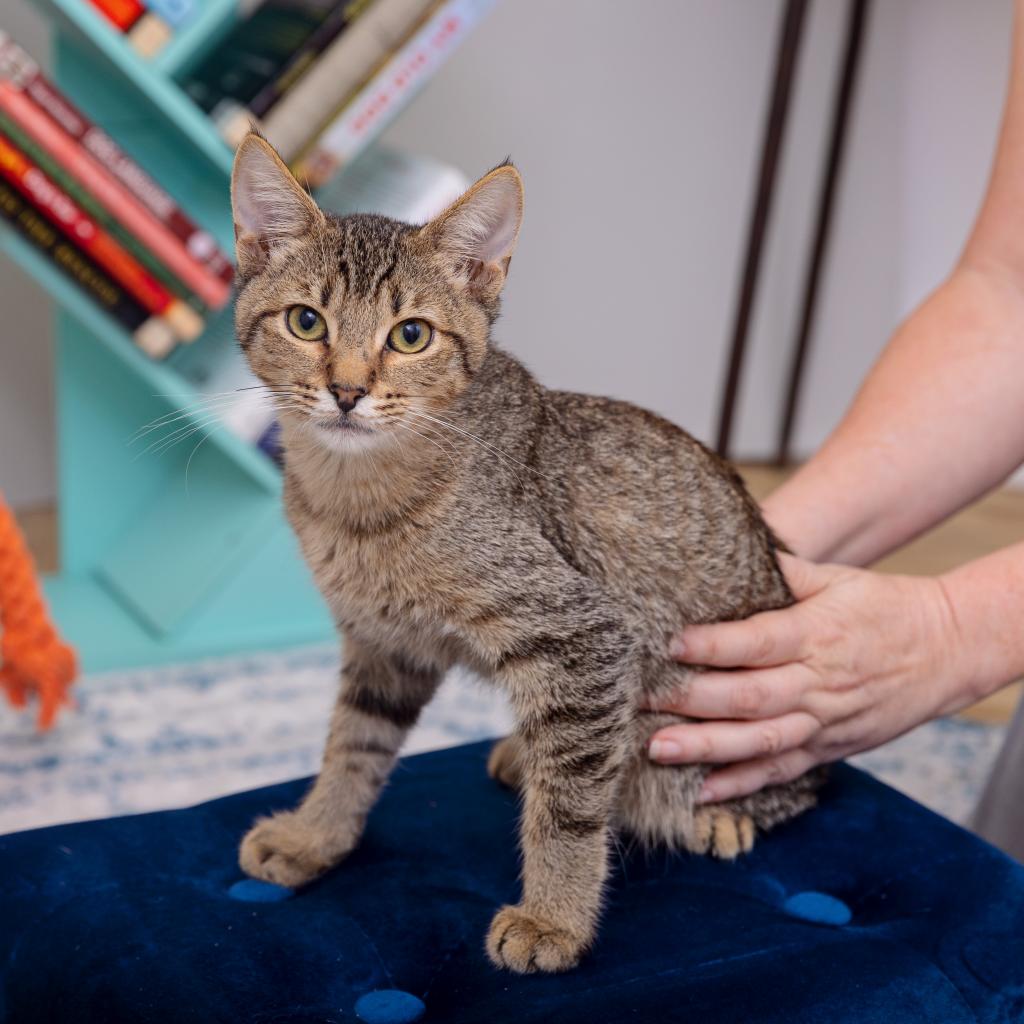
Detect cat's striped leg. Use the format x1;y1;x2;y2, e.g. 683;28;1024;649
239;636;440;888
481;608;637;973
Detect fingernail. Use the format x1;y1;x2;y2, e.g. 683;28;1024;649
697;785;714;804
668;636;686;659
648;738;682;762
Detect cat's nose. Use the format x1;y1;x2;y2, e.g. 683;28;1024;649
328;383;367;414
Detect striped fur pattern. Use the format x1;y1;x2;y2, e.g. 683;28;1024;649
230;133;823;974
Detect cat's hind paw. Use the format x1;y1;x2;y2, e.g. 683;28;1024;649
486;905;588;974
486;735;524;790
690;807;756;860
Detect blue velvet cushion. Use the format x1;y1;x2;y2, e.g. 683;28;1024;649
1;740;1023;1023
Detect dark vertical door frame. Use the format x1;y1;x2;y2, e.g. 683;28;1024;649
776;0;871;465
716;0;810;458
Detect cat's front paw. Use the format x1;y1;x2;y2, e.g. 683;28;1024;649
486;905;589;974
239;810;348;888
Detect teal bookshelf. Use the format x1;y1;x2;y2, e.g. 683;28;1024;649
0;0;329;671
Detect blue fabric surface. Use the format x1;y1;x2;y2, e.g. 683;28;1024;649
1;740;1022;1023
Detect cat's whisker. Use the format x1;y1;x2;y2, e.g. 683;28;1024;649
406;408;529;469
129;387;299;442
389;419;460;473
141;414;228;459
137;399;277;459
392;414;464;455
130;396;259;443
184;422;223;494
405;409;525;487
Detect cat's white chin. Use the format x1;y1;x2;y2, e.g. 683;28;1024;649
309;418;385;454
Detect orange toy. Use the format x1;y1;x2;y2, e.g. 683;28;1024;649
0;492;77;729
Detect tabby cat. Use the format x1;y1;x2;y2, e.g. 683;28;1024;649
231;132;822;974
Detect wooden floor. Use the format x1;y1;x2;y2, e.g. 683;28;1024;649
16;466;1024;725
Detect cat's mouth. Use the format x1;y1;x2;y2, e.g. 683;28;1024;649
313;413;375;436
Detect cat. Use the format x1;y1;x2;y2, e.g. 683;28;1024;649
230;131;823;974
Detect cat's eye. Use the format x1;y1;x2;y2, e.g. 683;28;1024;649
286;305;327;342
388;318;433;354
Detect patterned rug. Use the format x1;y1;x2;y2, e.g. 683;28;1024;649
0;644;1006;837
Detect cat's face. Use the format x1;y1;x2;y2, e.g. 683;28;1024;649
230;133;523;452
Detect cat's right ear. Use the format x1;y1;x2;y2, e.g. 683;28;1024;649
231;131;323;279
422;162;524;302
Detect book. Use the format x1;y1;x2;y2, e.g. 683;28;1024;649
213;0;373;149
0;177;175;357
183;0;338;115
0;32;232;286
295;0;496;187
127;13;173;59
261;0;437;162
85;0;173;59
0;110;207;317
0;132;202;342
0;80;232;310
86;0;145;31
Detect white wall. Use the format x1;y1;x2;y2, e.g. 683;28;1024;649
0;0;1016;508
380;0;783;442
0;0;56;508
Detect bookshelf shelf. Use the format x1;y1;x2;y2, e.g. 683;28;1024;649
152;0;240;79
0;225;277;493
6;0;492;670
0;2;337;672
33;0;235;176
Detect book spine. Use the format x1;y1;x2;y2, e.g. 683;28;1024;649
0;110;207;316
0;32;233;285
213;1;367;148
0;133;202;341
128;12;174;59
87;0;145;31
0;177;174;356
185;1;336;113
262;0;437;161
296;0;495;187
252;0;370;119
0;81;231;310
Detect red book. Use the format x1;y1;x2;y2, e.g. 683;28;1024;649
87;0;146;31
0;177;175;357
86;0;145;31
0;132;202;341
0;32;233;288
0;82;230;310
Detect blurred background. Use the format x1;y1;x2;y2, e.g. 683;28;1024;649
0;0;1019;836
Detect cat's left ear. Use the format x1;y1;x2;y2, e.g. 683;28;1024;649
422;162;523;301
231;131;324;279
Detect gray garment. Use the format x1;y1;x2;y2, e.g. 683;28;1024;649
972;695;1024;863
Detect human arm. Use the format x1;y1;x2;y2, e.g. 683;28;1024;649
766;0;1024;565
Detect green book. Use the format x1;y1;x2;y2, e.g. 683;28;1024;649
183;0;338;114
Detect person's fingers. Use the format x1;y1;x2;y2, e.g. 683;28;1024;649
697;748;820;803
647;711;820;765
776;551;834;601
642;665;811;719
671;607;805;668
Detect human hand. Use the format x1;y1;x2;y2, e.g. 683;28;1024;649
646;553;975;802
